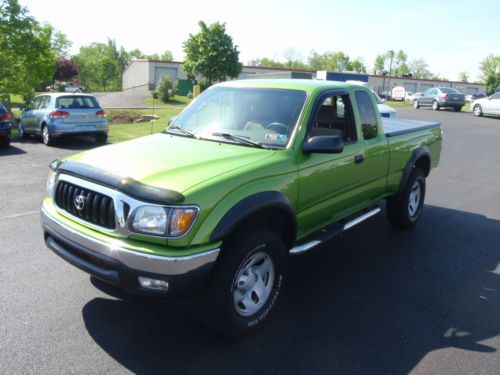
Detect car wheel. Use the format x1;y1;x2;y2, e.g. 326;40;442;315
194;227;288;338
95;133;108;145
432;100;439;110
473;104;483;117
18;121;28;139
41;124;54;146
413;100;420;109
386;168;426;229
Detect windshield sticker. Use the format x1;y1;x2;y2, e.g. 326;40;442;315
265;133;288;143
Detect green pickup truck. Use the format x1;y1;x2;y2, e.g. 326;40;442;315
41;79;442;337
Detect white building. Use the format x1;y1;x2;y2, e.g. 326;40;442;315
122;59;485;95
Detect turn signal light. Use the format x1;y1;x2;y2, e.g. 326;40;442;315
50;110;69;118
170;208;197;236
96;110;106;117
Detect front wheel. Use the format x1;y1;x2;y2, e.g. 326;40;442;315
194;228;288;338
454;106;462;112
386;168;426;229
413;100;420;109
432;100;439;111
473;104;483;117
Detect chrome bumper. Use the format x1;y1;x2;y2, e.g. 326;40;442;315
40;206;220;276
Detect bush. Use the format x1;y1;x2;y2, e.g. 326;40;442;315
199;79;212;92
154;76;177;103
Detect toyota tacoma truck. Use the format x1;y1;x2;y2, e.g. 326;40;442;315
40;80;442;337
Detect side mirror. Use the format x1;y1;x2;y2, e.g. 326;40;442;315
168;116;177;126
303;135;344;154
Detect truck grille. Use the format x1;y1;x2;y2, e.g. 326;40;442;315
55;181;116;229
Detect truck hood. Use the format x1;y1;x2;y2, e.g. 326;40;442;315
67;133;275;194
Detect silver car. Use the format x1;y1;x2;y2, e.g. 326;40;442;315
472;93;500;117
18;93;108;146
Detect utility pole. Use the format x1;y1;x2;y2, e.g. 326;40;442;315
386;50;395;99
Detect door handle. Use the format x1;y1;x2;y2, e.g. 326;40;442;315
354;154;365;164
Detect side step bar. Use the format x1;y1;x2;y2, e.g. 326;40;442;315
289;207;381;255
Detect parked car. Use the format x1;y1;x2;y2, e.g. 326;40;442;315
18;93;108;146
41;80;442;337
466;92;486;103
407;92;423;103
414;87;465;111
0;103;12;147
46;82;86;93
372;90;397;118
391;86;406;101
472;92;500;117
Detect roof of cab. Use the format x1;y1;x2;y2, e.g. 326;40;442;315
216;79;360;93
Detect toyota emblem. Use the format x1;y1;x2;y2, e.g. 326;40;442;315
74;194;86;211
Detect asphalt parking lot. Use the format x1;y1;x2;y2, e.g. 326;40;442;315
0;108;498;374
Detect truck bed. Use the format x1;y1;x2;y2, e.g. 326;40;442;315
383;118;441;137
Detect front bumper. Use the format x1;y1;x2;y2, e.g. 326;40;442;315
40;205;220;297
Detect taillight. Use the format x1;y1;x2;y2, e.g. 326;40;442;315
2;112;10;121
443;95;449;100
50;110;69;118
96;110;106;118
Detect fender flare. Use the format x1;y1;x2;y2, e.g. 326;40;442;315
397;146;431;195
210;191;297;246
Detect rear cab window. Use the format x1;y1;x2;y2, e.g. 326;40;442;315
56;96;100;109
355;91;378;140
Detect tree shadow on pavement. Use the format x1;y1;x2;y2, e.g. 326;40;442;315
0;144;26;156
82;205;499;375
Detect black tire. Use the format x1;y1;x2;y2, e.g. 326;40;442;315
386;168;426;229
413;100;420;109
473;104;483;117
432;100;439;111
454;106;462;112
0;137;10;147
95;133;108;145
194;227;288;338
41;124;54;146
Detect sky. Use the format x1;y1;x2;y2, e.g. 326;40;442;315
20;0;499;82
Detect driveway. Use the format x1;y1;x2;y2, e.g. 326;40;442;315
0;109;498;374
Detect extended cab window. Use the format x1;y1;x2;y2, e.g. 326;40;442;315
310;94;356;143
355;91;378;140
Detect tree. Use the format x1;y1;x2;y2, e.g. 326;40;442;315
393;50;409;76
409;58;432;79
54;57;78;81
0;0;57;98
183;21;242;84
373;55;385;74
351;58;367;73
155;75;176;103
458;71;469;82
50;28;71;57
282;47;306;69
160;50;173;61
479;54;500;93
307;50;353;71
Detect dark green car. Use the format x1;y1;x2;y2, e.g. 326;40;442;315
41;80;442;337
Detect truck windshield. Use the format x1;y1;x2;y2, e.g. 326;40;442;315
169;87;307;148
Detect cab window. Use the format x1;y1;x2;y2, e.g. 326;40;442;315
355;91;378;140
309;93;356;143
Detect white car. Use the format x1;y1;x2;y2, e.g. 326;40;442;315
472;93;500;117
372;91;398;118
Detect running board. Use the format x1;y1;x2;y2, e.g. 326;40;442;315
289;207;381;255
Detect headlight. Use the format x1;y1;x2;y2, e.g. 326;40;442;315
130;206;198;237
47;170;57;197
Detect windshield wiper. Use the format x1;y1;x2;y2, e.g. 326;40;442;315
211;132;270;149
165;126;197;138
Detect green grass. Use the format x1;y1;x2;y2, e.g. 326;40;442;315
144;95;192;107
106;108;184;143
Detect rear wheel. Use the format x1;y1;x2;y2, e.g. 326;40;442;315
95;133;108;145
454;106;462;112
413;100;420;109
0;137;10;147
194;227;288;338
18;121;28;139
432;100;439;110
387;168;426;229
41;124;54;146
473;104;483;117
